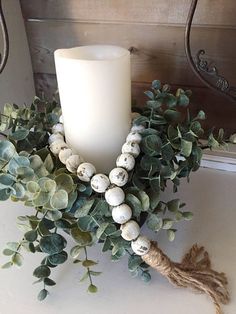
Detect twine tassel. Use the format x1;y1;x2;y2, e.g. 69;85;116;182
142;242;229;314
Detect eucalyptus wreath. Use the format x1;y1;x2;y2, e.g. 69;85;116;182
0;80;226;300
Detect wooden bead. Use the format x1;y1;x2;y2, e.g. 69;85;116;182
131;125;145;133
116;153;135;171
105;186;125;206
50;140;68;155
112;204;132;224
77;162;96;182
109;167;128;187
122;141;140;158
52;123;64;135
66;155;84;173
59;148;73;164
48;133;64;145
91;174;110;193
131;236;151;256
126;132;142;144
120;220;140;241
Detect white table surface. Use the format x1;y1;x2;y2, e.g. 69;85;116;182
0;167;235;314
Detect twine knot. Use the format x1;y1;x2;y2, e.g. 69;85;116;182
142;242;229;314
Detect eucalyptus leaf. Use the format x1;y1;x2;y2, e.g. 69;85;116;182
146;214;163;232
71;227;92;246
74;199;95;218
0;140;16;162
33;265;51;278
70;245;82;259
125;193;143;218
180;139;192;157
50;189;68;210
82;260;97;267
39;234;66;255
46;210;62;221
167;229;176;241
12;253;23;267
10;128;29;141
37;289;48;301
167;199;180;212
24;230;37;242
96;222;110;239
88;284;98;293
55;173;74;193
48;251;68;265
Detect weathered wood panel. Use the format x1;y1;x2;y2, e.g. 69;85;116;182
20;0;236;28
26;21;236;87
20;0;236;132
35;73;236;135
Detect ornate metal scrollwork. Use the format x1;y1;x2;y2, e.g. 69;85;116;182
0;0;9;74
185;0;236;102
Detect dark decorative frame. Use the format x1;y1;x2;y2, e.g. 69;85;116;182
0;0;9;74
185;0;236;102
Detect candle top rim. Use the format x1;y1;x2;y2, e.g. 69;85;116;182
54;45;130;62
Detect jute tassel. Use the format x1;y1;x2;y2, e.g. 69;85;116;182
142;242;229;314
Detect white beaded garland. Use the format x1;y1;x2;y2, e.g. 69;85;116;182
49;116;148;251
52;123;64;135
109;167;128;187
122;141;140;157
59;148;73;164
48;133;64;145
50;140;68;155
105;186;125;206
120;220;140;241
131;235;151;256
77;162;96;182
91;174;110;193
116;153;135;171
126;132;142;144
66;155;84;173
112;204;132;224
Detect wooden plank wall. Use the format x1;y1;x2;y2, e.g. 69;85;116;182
20;0;236;134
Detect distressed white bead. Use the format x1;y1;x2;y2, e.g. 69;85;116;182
122;141;140;158
126;132;142;144
66;154;84;173
116;153;135;171
112;204;132;224
120;220;140;241
48;133;64;145
52;123;64;135
131;235;151;256
105;186;125;206
229;133;236;144
131;124;145;133
59;148;73;164
50;140;68;155
109;167;128;187
91;174;110;193
77;162;96;182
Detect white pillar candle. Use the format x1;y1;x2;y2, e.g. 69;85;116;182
54;45;131;173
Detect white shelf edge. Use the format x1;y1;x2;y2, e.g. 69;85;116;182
201;153;236;172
